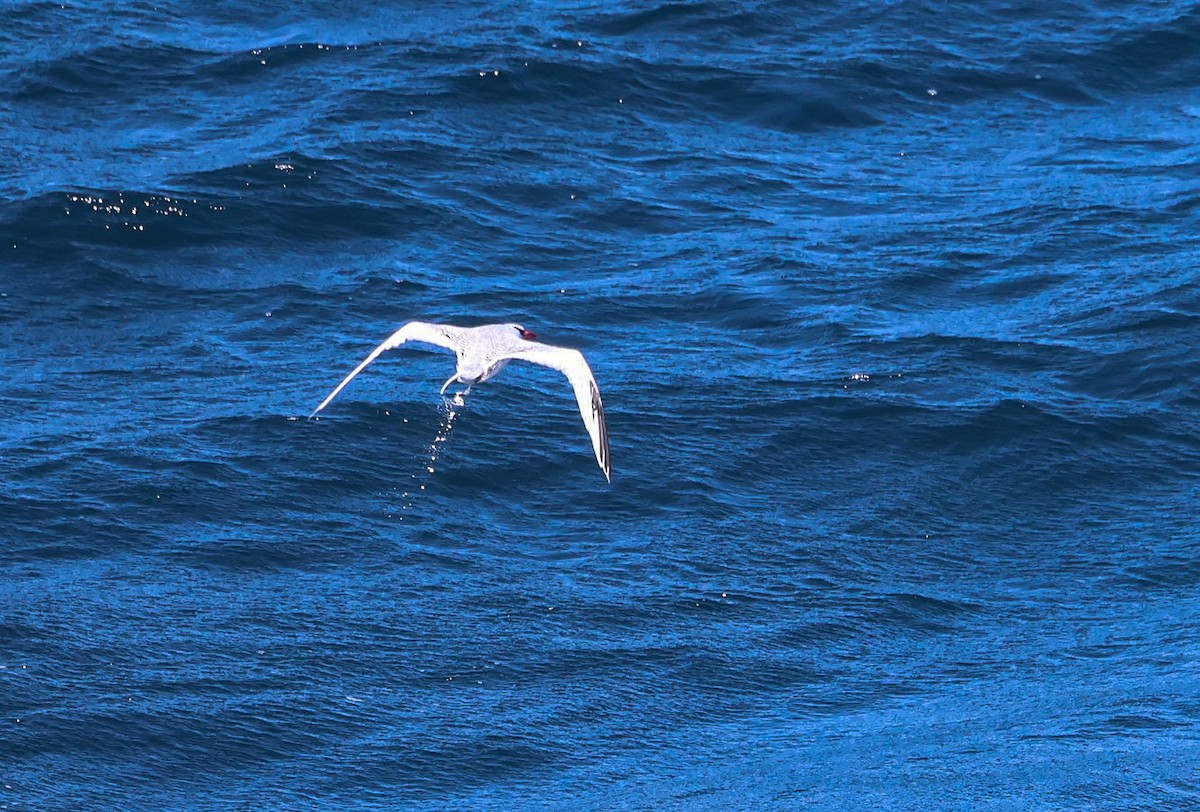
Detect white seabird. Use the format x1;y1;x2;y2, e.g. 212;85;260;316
310;321;611;481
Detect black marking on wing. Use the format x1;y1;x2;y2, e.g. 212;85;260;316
434;324;464;358
591;380;610;478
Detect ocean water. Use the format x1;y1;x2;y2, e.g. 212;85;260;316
3;1;1200;809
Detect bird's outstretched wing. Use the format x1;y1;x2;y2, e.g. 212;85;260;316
499;343;611;481
310;321;460;417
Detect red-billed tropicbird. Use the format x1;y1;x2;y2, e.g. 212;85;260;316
310;321;611;481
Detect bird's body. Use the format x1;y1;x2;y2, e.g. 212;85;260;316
311;321;611;481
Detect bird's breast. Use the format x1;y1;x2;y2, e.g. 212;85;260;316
479;358;510;382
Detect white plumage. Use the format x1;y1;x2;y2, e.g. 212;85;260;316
310;321;611;481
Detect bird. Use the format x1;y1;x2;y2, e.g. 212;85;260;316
310;321;611;481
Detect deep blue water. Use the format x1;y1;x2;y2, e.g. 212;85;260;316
3;1;1200;809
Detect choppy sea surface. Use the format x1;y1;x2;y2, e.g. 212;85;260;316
3;1;1200;809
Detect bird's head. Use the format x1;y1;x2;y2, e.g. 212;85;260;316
511;324;537;340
